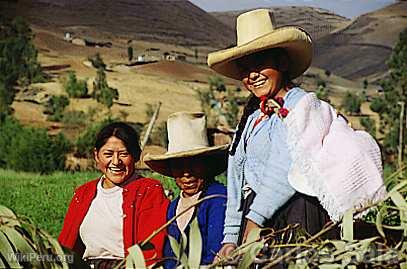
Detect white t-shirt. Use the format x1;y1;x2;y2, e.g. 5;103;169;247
80;179;125;260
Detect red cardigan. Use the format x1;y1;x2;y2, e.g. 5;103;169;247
58;177;169;265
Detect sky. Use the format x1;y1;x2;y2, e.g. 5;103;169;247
188;0;397;18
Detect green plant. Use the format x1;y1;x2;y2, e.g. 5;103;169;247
0;117;71;172
92;68;119;109
63;71;88;98
0;16;45;118
0;205;74;268
341;91;362;115
315;84;330;103
370;28;407;159
127;46;133;62
88;52;106;70
198;76;240;129
43;95;70;122
360;116;376;137
61;110;88;125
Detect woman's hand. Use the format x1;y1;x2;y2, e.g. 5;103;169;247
243;218;260;243
213;243;237;263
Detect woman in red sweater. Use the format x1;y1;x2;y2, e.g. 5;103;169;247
58;122;169;268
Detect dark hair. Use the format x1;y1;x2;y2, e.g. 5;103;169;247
95;122;141;161
229;94;260;155
229;48;295;156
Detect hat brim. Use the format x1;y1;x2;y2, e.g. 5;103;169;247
143;144;229;177
208;26;313;80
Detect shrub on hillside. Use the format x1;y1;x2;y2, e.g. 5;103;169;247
43;95;70;122
360;116;376;137
0;16;45;118
61;110;88;125
88;53;106;70
92;68;119;109
341;91;362;115
0;117;71;172
63;71;88;98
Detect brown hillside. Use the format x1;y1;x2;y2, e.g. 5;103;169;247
3;0;234;48
211;6;349;42
313;1;407;80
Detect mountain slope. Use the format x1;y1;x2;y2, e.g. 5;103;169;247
210;6;349;43
313;1;407;80
3;0;234;47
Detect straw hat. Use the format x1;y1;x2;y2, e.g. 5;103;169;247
207;9;313;80
143;112;229;177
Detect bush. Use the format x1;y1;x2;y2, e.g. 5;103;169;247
0;117;71;172
61;110;88;125
341;91;362;115
43;95;70;122
370;97;386;114
92;68;118;108
63;71;88;98
88;53;106;70
359;116;376;137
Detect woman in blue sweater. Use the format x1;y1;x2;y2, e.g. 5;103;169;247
144;111;228;268
207;8;385;265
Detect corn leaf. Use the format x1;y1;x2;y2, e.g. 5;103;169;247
188;218;202;269
341;209;353;241
375;207;386;238
126;244;146;269
168;235;188;266
0;230;22;268
389;190;407;236
237;241;263;269
0;226;41;268
47;235;70;269
0;205;20;227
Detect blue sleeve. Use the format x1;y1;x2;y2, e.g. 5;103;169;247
246;120;296;226
202;196;227;264
223;154;243;244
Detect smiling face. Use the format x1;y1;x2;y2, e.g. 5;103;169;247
94;136;135;189
171;159;207;197
239;49;289;99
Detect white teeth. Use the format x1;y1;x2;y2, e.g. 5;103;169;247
109;167;123;172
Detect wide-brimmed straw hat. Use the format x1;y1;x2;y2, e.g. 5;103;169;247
143;111;229;177
207;9;313;80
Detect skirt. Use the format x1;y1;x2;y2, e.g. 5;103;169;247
237;191;340;268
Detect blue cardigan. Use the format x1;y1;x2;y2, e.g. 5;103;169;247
163;182;227;269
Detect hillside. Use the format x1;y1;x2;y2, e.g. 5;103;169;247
2;0;234;48
211;6;349;43
313;1;407;80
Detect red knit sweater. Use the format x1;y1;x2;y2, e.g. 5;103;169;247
58;177;169;265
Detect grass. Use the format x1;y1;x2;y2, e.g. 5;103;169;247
0;169;99;237
0;168;227;238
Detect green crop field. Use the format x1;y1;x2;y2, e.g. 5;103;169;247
0;168;225;237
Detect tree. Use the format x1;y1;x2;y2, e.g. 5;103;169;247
43;95;70;122
0;16;44;119
315;80;330;103
127;46;133;62
63;71;88;98
198;76;240;129
92;68;118;109
341;91;362;115
371;28;407;158
88;53;106;70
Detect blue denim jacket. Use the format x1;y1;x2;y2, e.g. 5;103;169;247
223;87;306;244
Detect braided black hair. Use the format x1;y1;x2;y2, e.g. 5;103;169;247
229;94;260;155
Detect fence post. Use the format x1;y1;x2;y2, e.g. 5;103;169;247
141;102;161;150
